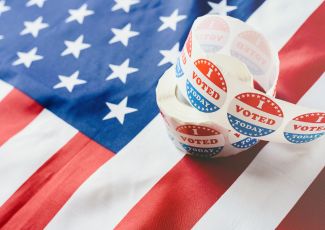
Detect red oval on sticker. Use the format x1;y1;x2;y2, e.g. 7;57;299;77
235;93;283;117
194;59;227;93
177;124;220;136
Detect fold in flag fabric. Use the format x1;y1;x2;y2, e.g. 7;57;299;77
0;0;324;229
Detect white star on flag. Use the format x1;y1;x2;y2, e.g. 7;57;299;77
53;71;87;93
208;0;237;15
20;16;49;38
106;59;138;84
12;47;43;68
158;9;187;32
158;42;180;66
0;35;3;40
0;0;10;15
26;0;46;8
61;35;91;59
109;23;139;47
111;0;139;13
65;4;94;24
103;97;137;124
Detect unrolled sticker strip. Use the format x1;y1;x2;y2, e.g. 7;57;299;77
156;15;325;158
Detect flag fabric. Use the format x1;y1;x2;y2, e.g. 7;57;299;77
0;0;324;229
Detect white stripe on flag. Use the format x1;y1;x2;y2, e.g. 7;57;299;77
0;80;13;102
247;0;323;50
0;110;77;206
298;73;325;109
193;74;325;230
46;116;183;230
46;0;321;229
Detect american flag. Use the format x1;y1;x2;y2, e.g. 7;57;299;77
0;0;324;229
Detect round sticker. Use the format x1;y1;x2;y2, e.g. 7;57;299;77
284;112;325;143
181;48;187;64
186;59;227;113
227;92;284;137
196;17;230;53
228;132;259;149
231;31;272;75
175;125;225;157
185;30;192;57
175;57;184;78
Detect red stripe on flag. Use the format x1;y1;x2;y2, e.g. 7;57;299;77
276;168;325;230
0;132;114;229
115;144;266;230
116;4;325;229
0;89;43;146
275;2;325;104
277;4;325;228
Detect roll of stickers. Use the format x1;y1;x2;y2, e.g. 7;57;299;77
156;15;325;158
158;66;260;158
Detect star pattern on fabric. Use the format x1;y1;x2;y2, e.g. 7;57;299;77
0;35;4;40
158;9;187;32
103;97;137;124
20;16;49;38
158;42;180;66
26;0;46;8
66;4;94;24
106;59;138;84
53;71;87;92
109;23;139;47
0;0;10;15
111;0;139;13
61;35;91;58
208;0;237;15
12;47;43;68
0;0;270;158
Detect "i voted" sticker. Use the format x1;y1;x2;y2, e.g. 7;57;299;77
196;16;230;53
175;125;225;157
230;31;272;76
175;57;184;78
185;30;192;58
227;92;283;137
284;112;325;143
186;59;227;113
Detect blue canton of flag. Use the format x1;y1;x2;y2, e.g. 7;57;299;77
0;0;264;153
